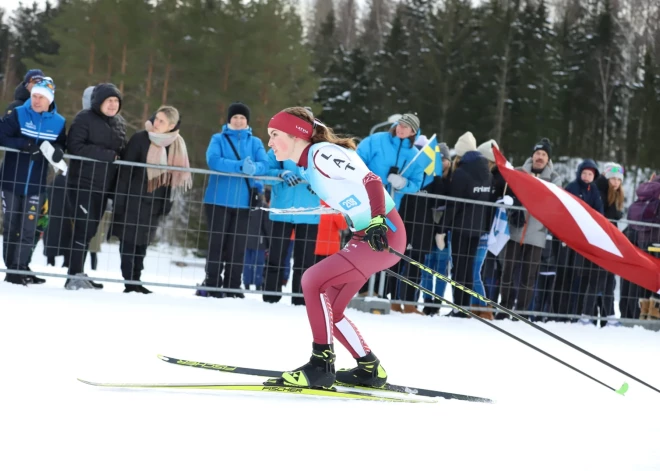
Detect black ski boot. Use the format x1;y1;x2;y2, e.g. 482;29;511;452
336;351;387;388
281;343;336;388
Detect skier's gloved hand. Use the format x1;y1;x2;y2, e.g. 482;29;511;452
364;215;389;252
242;157;257;176
387;173;407;190
280;170;302;187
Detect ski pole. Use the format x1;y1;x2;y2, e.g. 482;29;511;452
388;247;660;395
385;269;628;395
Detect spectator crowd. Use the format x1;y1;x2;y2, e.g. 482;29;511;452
1;70;659;324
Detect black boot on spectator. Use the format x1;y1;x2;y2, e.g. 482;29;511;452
494;311;509;320
24;267;46;284
124;284;152;294
5;273;28;286
90;252;98;271
422;306;440;316
225;291;245;299
136;285;152;294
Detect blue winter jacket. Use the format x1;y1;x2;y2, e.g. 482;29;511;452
356;127;424;209
564;159;604;214
0;99;66;196
203;125;269;208
264;149;320;224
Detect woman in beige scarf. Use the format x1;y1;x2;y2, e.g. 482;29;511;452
111;105;192;293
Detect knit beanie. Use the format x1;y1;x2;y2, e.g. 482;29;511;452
533;138;552;158
31;77;55;104
603;162;624;181
439;142;451;161
398;113;420;133
454;131;477;157
477;139;499;163
24;69;45;83
227;102;250;123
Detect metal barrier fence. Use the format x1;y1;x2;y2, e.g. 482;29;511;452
1;146;659;327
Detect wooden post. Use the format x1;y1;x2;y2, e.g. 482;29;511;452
119;42;127;95
162;53;171;104
142;52;154;123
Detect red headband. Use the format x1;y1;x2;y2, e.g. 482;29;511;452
268;111;313;141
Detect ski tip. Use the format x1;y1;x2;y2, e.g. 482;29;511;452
615;382;629;396
157;354;170;361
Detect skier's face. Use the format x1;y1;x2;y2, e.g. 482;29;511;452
268;128;294;161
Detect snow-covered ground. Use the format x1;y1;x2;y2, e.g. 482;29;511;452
2;243;660;471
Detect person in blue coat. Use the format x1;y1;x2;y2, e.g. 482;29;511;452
356;113;425;299
262;147;321;305
200;102;269;297
0;78;66;285
356;113;424;209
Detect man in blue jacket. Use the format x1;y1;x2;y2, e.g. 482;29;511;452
262;148;321;305
0;78;66;285
200;102;269;297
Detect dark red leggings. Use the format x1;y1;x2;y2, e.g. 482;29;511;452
300;209;407;358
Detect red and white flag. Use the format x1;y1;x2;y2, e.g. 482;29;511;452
494;147;660;294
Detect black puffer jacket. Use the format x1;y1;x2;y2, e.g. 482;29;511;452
111;130;172;246
67;83;126;192
439;151;493;237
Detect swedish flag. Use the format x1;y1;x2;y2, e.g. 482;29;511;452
418;135;440;176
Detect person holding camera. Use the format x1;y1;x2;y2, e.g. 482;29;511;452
0;78;66;285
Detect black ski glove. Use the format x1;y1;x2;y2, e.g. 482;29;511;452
363;215;389;252
23;140;44;161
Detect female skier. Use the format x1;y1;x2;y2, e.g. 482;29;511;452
266;107;407;389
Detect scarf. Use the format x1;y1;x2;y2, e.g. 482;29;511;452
145;120;193;193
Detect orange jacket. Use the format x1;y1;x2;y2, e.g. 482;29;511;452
315;205;348;256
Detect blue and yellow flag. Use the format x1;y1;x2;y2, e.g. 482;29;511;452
418;134;440;176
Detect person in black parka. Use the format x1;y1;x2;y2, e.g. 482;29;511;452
111;106;192;293
437;132;493;314
65;83;127;289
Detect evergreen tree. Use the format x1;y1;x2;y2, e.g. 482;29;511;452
360;0;393;55
507;0;561;159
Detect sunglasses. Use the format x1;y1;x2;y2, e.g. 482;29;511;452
34;79;55;91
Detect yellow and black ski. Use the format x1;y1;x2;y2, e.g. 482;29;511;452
77;378;431;403
157;354;493;404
